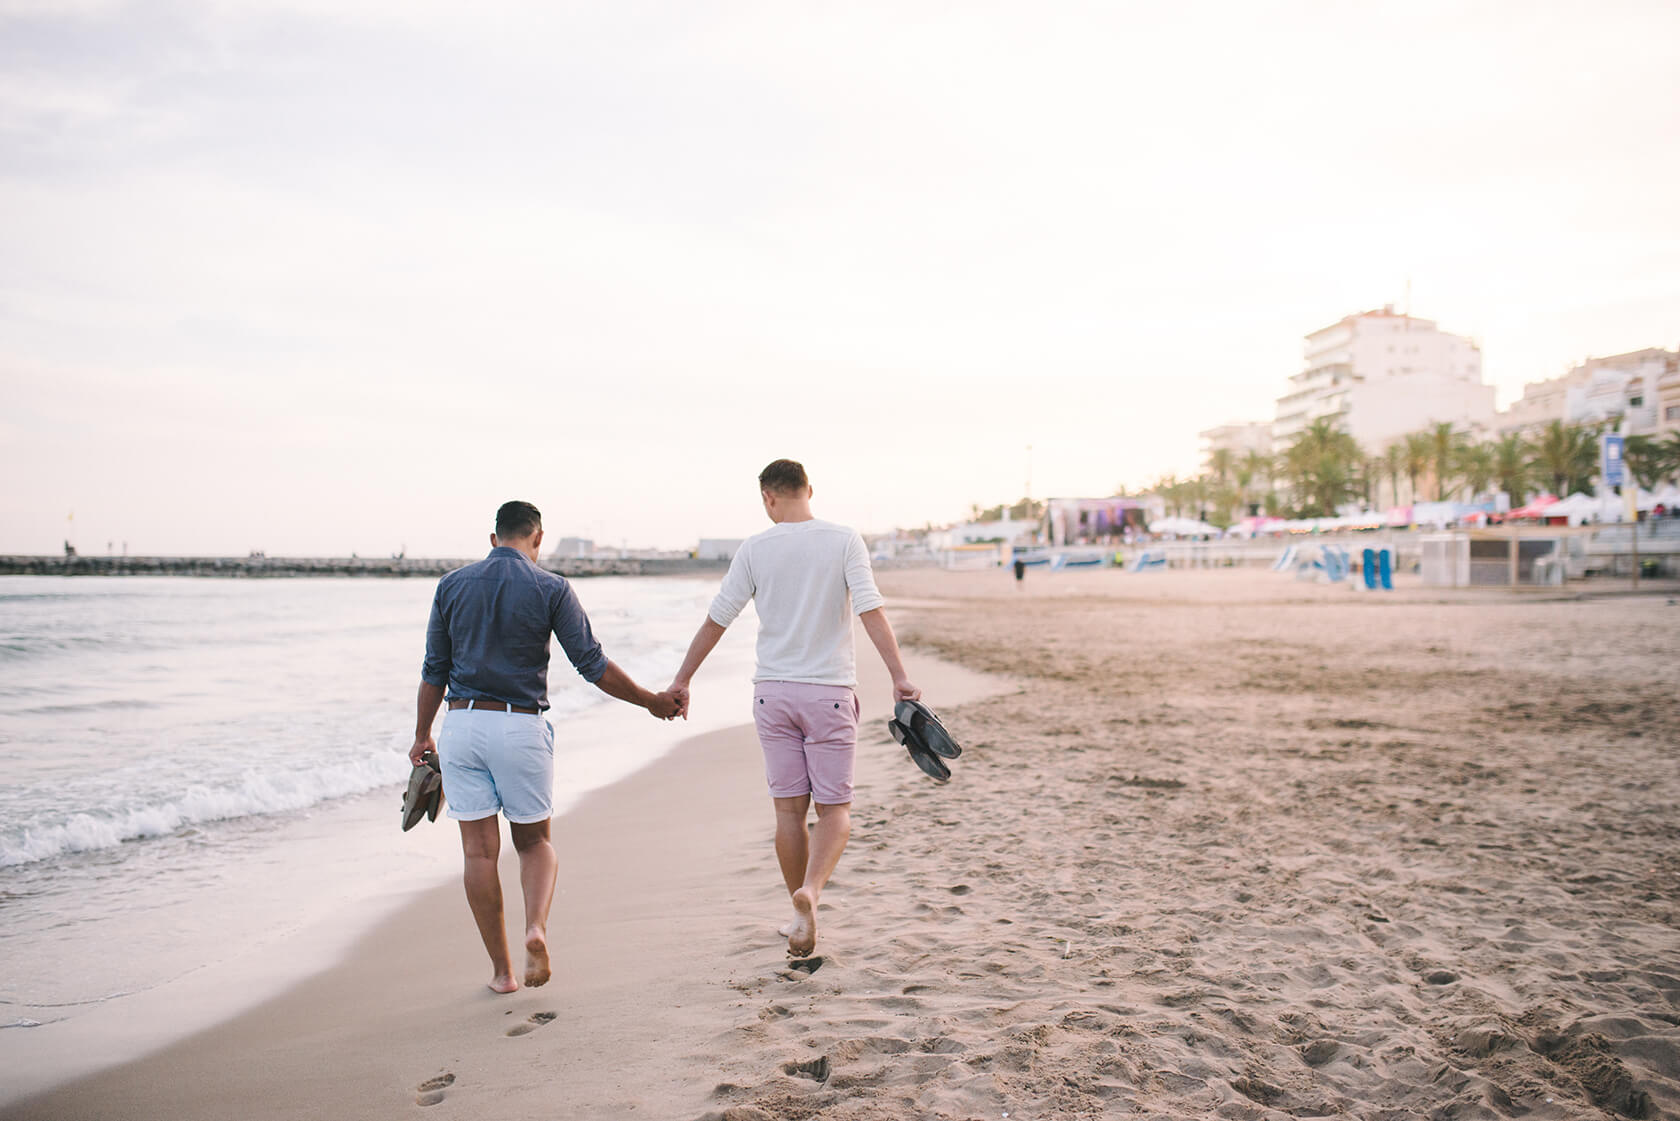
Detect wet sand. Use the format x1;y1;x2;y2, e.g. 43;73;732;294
6;568;1677;1120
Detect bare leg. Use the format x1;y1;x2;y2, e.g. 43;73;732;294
459;817;517;993
772;794;812;899
788;800;851;956
773;795;811;937
510;819;557;988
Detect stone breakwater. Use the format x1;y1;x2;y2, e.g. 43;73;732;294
0;555;729;579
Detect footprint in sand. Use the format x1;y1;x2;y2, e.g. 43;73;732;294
415;1072;454;1106
506;1010;558;1037
782;1055;831;1083
782;956;824;978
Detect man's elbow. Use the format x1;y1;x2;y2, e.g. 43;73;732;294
580;653;611;686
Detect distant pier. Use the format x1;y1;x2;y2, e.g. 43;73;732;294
0;555;730;579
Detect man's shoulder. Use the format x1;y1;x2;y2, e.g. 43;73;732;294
436;556;488;592
752;519;858;543
439;552;564;594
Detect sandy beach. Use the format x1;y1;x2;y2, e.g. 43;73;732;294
6;567;1678;1120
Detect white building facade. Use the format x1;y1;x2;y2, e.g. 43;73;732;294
1198;422;1272;471
1273;307;1495;453
1496;348;1678;439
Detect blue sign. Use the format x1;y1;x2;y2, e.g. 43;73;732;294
1602;434;1625;487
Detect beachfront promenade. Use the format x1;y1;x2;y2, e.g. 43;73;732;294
0;554;729;579
1014;521;1680;577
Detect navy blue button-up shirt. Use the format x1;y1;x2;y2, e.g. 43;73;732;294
421;547;609;710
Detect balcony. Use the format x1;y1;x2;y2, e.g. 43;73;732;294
1624;405;1659;434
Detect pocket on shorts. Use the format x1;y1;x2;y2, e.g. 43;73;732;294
811;688;860;745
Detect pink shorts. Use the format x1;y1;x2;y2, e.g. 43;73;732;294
753;681;860;804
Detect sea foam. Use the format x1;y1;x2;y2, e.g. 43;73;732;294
0;752;410;867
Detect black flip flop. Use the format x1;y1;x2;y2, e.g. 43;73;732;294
401;749;445;831
896;700;962;759
890;716;951;783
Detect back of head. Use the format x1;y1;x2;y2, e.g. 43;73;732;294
495;500;542;541
758;459;809;495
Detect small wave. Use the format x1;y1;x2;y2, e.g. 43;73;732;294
10;698;162;717
0;753;409;868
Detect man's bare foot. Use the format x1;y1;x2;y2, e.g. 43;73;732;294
489;972;519;994
787;888;817;957
524;928;551;988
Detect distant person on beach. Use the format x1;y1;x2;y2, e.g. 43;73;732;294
410;500;680;994
667;459;920;957
1013;557;1026;584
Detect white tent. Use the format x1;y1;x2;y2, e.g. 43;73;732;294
1149;516;1221;536
1543;491;1651;524
1542;493;1597;518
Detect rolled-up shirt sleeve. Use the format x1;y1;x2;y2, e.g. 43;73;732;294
845;531;885;615
707;545;754;627
550;581;609;683
420;588;452;686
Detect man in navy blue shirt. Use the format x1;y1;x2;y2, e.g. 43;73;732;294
411;500;679;994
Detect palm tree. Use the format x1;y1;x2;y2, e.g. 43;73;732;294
1403;432;1433;504
1207;447;1235;491
1380;442;1406;507
1531;421;1600;496
1458;442;1496;500
1623;435;1668;490
1152;474;1183;518
1359;457;1382;508
1207;482;1242;528
1491;433;1532;505
1279;418;1365;517
1426;422;1464;501
1659;432;1680;486
1240;449;1270;516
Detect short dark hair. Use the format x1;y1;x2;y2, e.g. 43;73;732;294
495;500;542;540
758;459;809;495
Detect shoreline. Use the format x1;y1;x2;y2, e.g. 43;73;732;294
0;555;730;578
2;621;1010;1120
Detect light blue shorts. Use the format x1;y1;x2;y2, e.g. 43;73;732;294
437;708;555;824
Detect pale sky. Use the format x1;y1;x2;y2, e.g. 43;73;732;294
3;0;1676;556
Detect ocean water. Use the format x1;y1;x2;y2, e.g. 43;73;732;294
0;573;756;1044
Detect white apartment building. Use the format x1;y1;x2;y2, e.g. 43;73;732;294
1497;347;1679;438
1273;307;1495;452
1197;422;1272;473
1658;362;1680;438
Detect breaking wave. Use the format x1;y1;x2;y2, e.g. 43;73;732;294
0;752;411;868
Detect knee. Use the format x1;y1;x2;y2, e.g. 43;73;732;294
510;822;551;853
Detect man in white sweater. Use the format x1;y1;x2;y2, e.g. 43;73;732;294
669;459;920;957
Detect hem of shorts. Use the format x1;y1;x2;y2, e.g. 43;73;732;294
766;786;854;805
447;806;501;822
503;809;553;825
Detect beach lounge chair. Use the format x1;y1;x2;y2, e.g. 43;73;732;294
1130;550;1167;573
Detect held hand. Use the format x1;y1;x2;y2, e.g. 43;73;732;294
647;691;681;721
409;734;436;767
668;681;691;720
893;678;922;702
